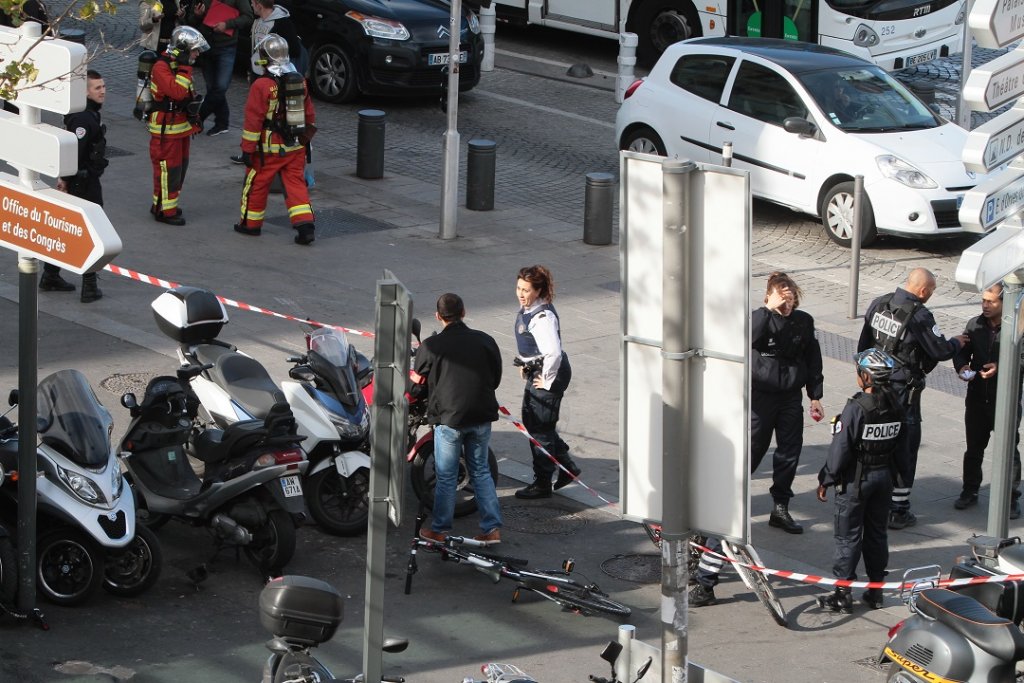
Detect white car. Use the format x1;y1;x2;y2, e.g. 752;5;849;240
615;37;984;246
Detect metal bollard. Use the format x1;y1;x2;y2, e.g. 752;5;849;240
466;139;496;211
356;109;386;179
616;32;638;104
58;28;86;44
722;141;733;167
583;172;616;245
479;4;496;72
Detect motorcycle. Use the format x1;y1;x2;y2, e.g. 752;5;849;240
0;370;162;605
283;325;372;536
258;574;408;683
461;640;651;683
879;565;1024;682
359;318;499;518
118;362;307;575
151;285;371;537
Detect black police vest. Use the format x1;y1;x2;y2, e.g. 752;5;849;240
852;392;901;468
515;303;559;358
868;294;924;374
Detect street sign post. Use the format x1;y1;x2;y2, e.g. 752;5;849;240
0;25;86;113
963;46;1024;112
956;222;1024;292
959;163;1024;232
970;0;1024;49
963;105;1024;173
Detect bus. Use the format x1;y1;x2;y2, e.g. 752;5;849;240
486;0;967;70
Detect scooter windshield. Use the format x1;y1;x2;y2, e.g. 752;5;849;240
308;328;361;410
36;369;114;468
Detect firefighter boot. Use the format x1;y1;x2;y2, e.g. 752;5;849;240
80;272;102;303
294;223;315;245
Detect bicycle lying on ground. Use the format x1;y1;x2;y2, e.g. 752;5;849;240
643;520;787;627
405;512;631;618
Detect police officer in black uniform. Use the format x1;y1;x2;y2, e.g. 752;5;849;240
953;282;1023;517
817;348;904;613
857;268;967;529
39;70;108;302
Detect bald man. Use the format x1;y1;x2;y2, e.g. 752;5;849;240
858;268;968;529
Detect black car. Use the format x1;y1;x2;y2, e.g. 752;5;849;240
276;0;483;103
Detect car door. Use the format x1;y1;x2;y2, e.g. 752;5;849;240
654;52;737;163
709;58;822;211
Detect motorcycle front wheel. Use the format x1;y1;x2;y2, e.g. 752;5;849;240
103;524;163;597
37;527;104;606
410;442;499;518
306;467;370;537
244;509;296;574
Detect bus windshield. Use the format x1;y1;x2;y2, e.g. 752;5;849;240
822;0;960;19
800;66;941;131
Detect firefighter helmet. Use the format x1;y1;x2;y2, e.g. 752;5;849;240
255;33;295;76
168;26;210;62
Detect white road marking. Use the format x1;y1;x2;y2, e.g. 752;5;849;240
472;88;616;129
494;47;619;79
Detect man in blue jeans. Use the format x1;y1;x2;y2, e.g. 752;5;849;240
188;0;252;136
414;293;503;545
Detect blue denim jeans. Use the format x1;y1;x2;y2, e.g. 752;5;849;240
199;43;236;128
431;423;502;534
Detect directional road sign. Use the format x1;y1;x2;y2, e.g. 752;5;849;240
0;110;78;178
963;46;1024;112
970;0;1024;49
0;25;86;114
957;224;1024;292
0;173;121;274
960;164;1024;233
963;105;1024;173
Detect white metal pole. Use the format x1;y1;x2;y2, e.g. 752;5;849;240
439;0;462;240
480;3;496;72
957;0;974;130
616;32;637;104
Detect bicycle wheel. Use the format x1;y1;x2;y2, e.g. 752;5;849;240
524;571;631;618
723;542;787;627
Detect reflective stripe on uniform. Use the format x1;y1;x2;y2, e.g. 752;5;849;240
241;129;261;142
891;487;910;503
287;204;312;219
148;120;193;136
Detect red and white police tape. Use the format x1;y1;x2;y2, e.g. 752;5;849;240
691;541;1024;591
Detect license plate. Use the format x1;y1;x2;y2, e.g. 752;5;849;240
280;476;303;498
428;51;468;66
906;49;937;67
956;194;964;209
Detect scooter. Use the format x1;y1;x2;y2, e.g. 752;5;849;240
259;574;408;683
461;640;651;683
151;286;372;537
359;319;498;518
879;566;1024;682
0;370;163;606
118;363;307;575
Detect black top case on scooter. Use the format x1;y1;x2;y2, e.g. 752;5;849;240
951;536;1024;625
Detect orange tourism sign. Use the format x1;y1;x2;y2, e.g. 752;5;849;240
0;174;121;274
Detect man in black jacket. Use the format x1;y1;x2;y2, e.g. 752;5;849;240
751;271;824;534
414;293;503;545
952;282;1022;518
858;268;967;529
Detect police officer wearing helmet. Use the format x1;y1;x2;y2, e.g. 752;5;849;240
235;33;316;245
817;348;904;613
857;268;967;530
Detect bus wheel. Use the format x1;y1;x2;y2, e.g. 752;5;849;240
632;1;699;66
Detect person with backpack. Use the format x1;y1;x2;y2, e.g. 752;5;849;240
857;268;968;529
816;348;905;613
234;33;316;245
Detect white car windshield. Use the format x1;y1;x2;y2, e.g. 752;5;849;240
799;66;940;132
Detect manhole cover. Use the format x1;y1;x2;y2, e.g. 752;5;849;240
601;553;660;583
99;373;156;396
501;504;586;535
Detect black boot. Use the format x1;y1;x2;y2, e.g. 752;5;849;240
553;457;581;490
515;479;552;500
768;502;803;534
80;272;102;303
688;583;717;607
294;223;315;245
862;587;884;610
39;268;75;292
818;587;853;614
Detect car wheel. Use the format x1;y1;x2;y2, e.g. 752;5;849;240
631;1;700;66
822;181;878;248
309;43;358;104
621;126;666;156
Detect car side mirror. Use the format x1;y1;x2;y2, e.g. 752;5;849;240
783;116;817;138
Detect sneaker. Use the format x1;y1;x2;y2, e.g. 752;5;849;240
818;588;853;614
954;493;978;510
768;503;804;534
419;528;447;544
206;124;229;136
862;588;884;610
553;461;581;491
1012;500;1021;521
688;583;717;607
473;529;501;546
888;510;917;530
515;480;552;500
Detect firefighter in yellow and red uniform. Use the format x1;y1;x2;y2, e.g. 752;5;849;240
148;25;208;226
235;33;317;245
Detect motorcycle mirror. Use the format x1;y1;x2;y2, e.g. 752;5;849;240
382;637;409;653
634;656;653;682
600;641;623;667
7;389;17;406
121;393;138;409
411;318;421;341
